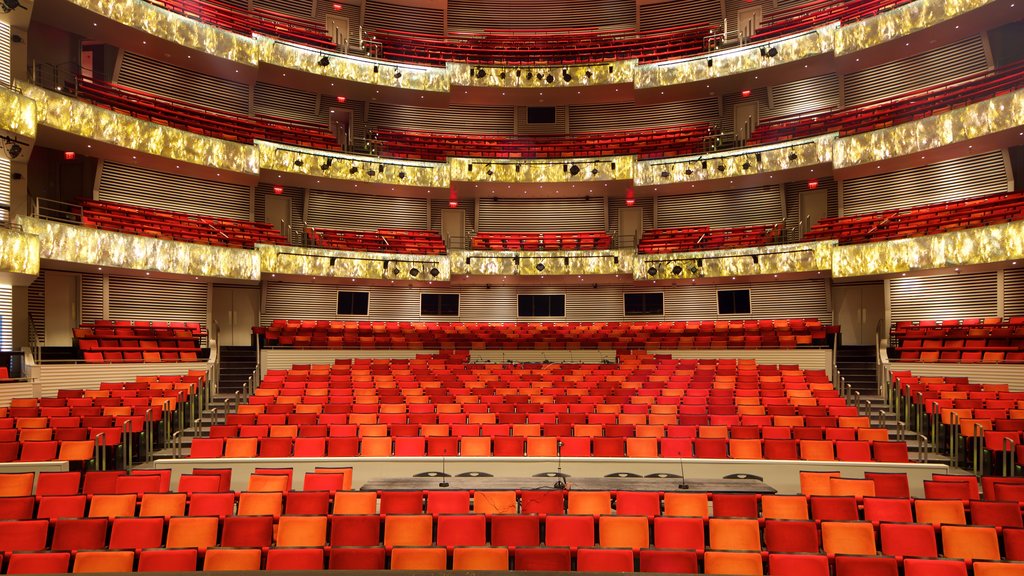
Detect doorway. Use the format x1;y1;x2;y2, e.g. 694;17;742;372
440;208;466;250
734;101;759;143
44;272;79;347
832;282;884;346
618;207;643;248
799;189;828;238
736;6;762;41
212;287;259;347
264;194;292;241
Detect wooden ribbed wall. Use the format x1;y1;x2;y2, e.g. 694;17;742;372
430;198;477;233
80;273;104;325
306;189;428;230
889;272;999;322
0;23;11;87
364;0;443;34
252;0;314;17
105;276;208;326
368;103;515;134
656;185;784;228
1006;269;1024;316
447;0;635;31
841;151;1010;215
116;53;250;115
97;162;252;221
516;106;567;135
254;82;321;124
27;273;44;345
638;0;722;30
318;94;366;141
569;98;719;132
768;73;839;118
476;196;607;232
842;36;989;106
262;277;831;322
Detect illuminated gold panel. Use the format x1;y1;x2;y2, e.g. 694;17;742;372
834;89;1024;168
635;25;836;89
0;88;37;140
67;0;258;64
449;60;636;88
258;37;450;92
258;142;448;188
835;0;996;55
635;135;834;186
23;83;259;174
833;220;1024;278
635;241;833;280
0;226;40;277
449;156;634;183
19;217;260;280
260;245;450;282
451;250;633;276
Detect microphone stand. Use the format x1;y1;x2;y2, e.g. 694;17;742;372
439;450;450;488
554;441;566;489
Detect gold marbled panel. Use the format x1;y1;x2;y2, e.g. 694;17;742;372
635;241;833;280
259;245;450;282
257;37;450;92
635;135;834;186
635;25;836;89
67;0;258;64
257;142;449;188
0;226;40;276
834;89;1024;168
450;249;633;276
0;88;37;140
23;83;259;174
835;0;996;55
833;220;1024;277
449;60;636;88
449;156;635;183
19;217;260;280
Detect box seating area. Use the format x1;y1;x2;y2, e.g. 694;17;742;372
639;224;782;254
368;23;718;67
370;124;713;162
0;372;206;465
79;199;289;250
751;0;914;41
889;317;1024;363
257;320;836;349
749;61;1024;145
470;231;613;251
802;191;1024;246
75;320;206;364
4;469;1024;573
75;78;339;150
307;227;447;255
144;0;335;49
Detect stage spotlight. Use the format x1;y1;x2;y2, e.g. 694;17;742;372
671;265;683;275
591;168;599;176
515;164;521;172
329;257;338;266
684;168;693;176
526;71;534;80
608;65;614;73
321;158;334;171
768;46;778;57
366;166;376;176
707;59;713;67
392;267;401;275
760;46;767;57
515;69;522;77
585;70;593;78
688;265;699;274
546;74;554;83
563;257;570;265
742;160;751;170
611;162;616;170
647;266;658;277
536;262;545;271
465;257;471;264
293;159;303;167
379;164;385;173
701;160;707;169
563;164;569;173
562;69;572;82
349;166;358;174
717;164;725;172
660;170;670;178
513;256;520;266
409;267;420;277
394;70;402;79
373;65;379;73
696;258;704;267
317;55;330;66
468;163;473;171
486;168;494;176
788;152;798;160
429;267;440;277
751;255;760;265
382;260;389;271
499;71;506;79
755;152;763;162
569;165;581;176
613;256;619;264
476;68;486;79
398;171;406;179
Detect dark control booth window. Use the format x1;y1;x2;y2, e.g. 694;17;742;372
718;289;751;315
337;291;370;315
421;293;460;316
624;292;664;315
518;294;565;317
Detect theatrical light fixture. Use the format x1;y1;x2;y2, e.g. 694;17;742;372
585;70;593;78
513;256;520;266
707;59;713;67
515;165;521;172
379;164;385;173
684;168;693;176
563;257;570;265
515;69;522;77
486;168;494;176
671;265;683;275
569;165;581;176
536;263;545;271
476;68;486;79
317;55;330;66
398;171;406;179
755;152;763;162
608;65;614;73
365;166;376;176
329;257;338;266
613;256;619;264
373;65;379;73
562;69;572;82
751;255;760;264
717;164;726;172
526;71;534;80
293;159;303;167
660;170;670;178
392;267;401;275
320;158;334;171
499;71;506;79
409;267;420;277
546;74;554;83
611;162;616;170
2;0;24;12
788;152;799;160
591;168;599;176
382;260;390;271
394;70;402;79
768;46;778;57
701;160;708;169
468;163;473;171
742;160;751;170
465;257;471;264
349;166;358;174
647;266;658;277
696;258;704;267
429;268;440;277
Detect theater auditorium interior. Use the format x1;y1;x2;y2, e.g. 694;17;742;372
0;0;1022;573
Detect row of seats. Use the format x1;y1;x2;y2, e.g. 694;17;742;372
751;0;913;40
79;199;289;249
639;224;782;254
890;315;1024;362
307;227;447;255
75;78;339;150
470;231;613;251
144;0;335;49
75;320;204;363
370;124;713;162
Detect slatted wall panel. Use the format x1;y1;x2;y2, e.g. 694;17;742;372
262;277;831;322
842;36;988;106
721;87;769;135
569;98;720;132
447;0;635;31
368;103;514;134
429;198;477;233
306;189;428;230
516;106;567;135
769;73;839;117
782;177;838;241
116;53;250;115
27;273;44;345
656;185;783;228
773;0;807;7
1005;268;1024;316
319;94;367;140
618;195;655;231
889;272;999;322
106;276;208;326
254;183;305;240
315;0;362;42
0;23;9;350
80;273;104;325
252;0;314;17
214;0;247;8
639;0;722;30
97;163;252;221
724;0;773;30
0;22;11;87
254;82;321;124
841;152;1010;215
476;197;606;232
364;0;443;34
0;157;9;222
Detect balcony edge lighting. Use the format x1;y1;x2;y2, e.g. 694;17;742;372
259;245;450;282
451;249;634;277
635;241;834;280
449;60;636;88
834;0;997;55
449;156;635;183
259;142;449;188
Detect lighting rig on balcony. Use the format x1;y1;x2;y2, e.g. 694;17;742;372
278;250;441;278
645;245;815;277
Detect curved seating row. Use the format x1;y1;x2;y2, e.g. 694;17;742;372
307;227;447;255
639;224;782;254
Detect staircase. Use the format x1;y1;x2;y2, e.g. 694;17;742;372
218;346;258;393
837;345;877;395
